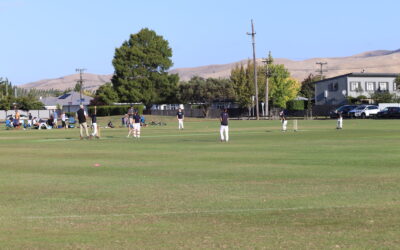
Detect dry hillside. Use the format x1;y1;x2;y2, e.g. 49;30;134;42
20;49;400;91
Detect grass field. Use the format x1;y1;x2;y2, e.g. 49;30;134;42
0;117;400;249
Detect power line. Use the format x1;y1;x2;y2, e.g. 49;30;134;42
247;19;259;120
316;62;328;80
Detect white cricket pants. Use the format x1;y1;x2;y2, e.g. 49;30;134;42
220;125;229;141
133;123;141;138
337;118;343;129
178;119;184;129
282;120;288;131
91;123;98;136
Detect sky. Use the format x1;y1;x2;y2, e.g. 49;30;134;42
1;0;399;85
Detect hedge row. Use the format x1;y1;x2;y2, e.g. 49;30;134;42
286;100;304;111
88;105;144;116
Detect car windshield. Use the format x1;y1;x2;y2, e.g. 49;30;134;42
337;106;355;112
355;106;366;110
382;107;389;112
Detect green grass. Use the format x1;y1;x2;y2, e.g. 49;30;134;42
0;117;400;249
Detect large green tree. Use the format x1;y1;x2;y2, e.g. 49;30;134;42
230;61;265;109
230;56;300;110
111;28;179;107
300;73;320;113
268;64;300;108
16;95;44;111
91;83;119;105
179;76;235;117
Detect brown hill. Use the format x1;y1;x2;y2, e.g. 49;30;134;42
170;49;400;81
20;73;112;92
20;49;400;91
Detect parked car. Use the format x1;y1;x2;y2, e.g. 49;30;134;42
351;105;380;118
376;107;400;119
329;105;358;118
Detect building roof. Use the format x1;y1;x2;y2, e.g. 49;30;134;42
40;91;93;106
315;73;399;84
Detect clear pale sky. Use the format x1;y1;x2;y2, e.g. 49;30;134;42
1;0;399;85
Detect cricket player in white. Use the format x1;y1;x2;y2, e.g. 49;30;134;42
176;108;184;130
90;107;99;138
220;108;229;142
280;111;287;132
132;111;141;138
337;112;343;129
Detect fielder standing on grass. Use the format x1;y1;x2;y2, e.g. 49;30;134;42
337;111;343;130
220;108;229;142
77;104;89;139
280;111;287;132
132;110;141;139
176;108;184;130
91;106;100;139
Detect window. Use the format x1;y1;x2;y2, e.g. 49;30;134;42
378;82;388;91
350;81;362;91
329;82;339;91
394;82;398;91
366;82;375;91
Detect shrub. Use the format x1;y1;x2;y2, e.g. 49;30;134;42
286;100;304;111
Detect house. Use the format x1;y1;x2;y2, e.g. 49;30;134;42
40;91;93;113
314;73;399;105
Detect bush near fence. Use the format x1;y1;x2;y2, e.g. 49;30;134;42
287;100;305;111
88;105;144;116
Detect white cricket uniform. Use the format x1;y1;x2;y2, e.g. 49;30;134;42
337;117;343;129
282;120;288;131
220;111;229;142
220;125;229;141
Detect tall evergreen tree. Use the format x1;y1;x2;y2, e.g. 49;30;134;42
111;28;179;107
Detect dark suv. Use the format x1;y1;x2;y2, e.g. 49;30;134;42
329;105;358;118
376;107;400;119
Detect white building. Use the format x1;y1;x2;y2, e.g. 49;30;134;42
314;73;398;105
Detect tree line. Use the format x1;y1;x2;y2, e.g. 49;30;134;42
0;78;60;111
91;28;304;114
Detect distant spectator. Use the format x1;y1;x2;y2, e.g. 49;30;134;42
14;111;21;129
140;115;147;127
53;110;58;128
5;119;13;129
28;113;33;128
47;115;55;128
61;112;67;129
107;121;115;128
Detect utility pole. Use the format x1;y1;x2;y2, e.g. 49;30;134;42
76;68;86;105
262;52;273;118
247;19;259;120
316;62;328;80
